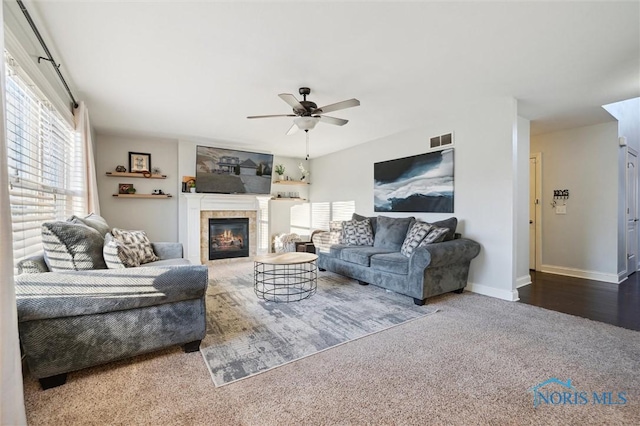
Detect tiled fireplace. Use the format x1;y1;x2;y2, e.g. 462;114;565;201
182;193;268;265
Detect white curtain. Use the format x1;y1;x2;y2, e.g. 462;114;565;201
0;5;28;425
75;101;100;214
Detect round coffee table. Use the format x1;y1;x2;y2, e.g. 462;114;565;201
254;252;318;302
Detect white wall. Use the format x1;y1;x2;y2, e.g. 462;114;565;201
310;97;521;301
530;122;619;281
516;116;531;286
95;134;179;242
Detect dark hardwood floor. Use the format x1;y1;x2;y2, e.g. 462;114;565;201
518;271;640;331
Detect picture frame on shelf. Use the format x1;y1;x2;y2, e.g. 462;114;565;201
118;183;134;194
129;152;151;173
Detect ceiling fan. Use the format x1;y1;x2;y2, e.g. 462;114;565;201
247;87;360;136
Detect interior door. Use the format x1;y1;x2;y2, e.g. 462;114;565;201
627;150;638;275
529;157;536;269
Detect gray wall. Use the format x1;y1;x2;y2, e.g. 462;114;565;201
95;134;179;242
310;97;522;301
530;122;619;281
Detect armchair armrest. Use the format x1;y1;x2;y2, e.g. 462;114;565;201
151;242;184;260
410;238;481;270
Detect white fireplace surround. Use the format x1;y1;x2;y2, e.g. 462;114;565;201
182;193;269;264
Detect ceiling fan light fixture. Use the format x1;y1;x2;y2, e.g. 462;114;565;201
294;116;320;131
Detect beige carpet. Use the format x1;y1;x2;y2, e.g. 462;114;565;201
23;277;640;425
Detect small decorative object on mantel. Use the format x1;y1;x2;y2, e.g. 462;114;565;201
182;176;196;193
129;152;151;173
115;165;126;172
274;164;285;181
188;180;196;193
118;183;133;194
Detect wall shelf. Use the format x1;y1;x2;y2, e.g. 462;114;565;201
274;180;309;185
112;194;173;199
271;198;307;201
106;172;167;179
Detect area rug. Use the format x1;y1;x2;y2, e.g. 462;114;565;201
200;261;438;386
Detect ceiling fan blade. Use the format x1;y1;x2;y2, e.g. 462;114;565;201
286;123;299;135
313;98;360;115
247;114;296;119
278;93;305;113
319;115;348;126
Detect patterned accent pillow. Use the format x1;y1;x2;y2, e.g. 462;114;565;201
400;221;433;257
329;221;344;232
341;219;374;246
41;222;107;271
111;228;159;264
311;231;342;253
103;233;141;268
417;226;449;247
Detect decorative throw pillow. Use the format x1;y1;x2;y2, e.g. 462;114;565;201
69;213;110;237
341;219;374;246
352;213;377;237
373;216;415;251
427;217;458;241
417;226;449;247
329;221;344;232
103;233;141;269
111;228;159;264
41;222;107;271
400;221;433;257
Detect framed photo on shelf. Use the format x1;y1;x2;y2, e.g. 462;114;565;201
118;183;133;194
129;152;151;173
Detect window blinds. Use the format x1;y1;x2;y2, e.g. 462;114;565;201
5;52;85;267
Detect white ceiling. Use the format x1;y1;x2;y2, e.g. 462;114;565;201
22;1;640;158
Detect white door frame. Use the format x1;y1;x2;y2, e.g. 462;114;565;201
626;147;639;276
530;153;543;271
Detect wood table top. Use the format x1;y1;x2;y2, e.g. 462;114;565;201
254;252;318;265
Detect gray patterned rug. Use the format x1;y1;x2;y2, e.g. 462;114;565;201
200;262;439;386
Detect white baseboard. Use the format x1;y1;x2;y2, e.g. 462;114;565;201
540;265;619;284
466;282;519;302
516;275;532;288
618;271;628;284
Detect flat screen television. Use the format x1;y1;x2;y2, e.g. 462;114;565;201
195;145;274;195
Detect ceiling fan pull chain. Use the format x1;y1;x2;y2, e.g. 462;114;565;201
306;131;310;160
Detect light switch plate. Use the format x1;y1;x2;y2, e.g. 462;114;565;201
556;205;567;214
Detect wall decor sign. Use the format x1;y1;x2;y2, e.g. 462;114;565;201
129;152;151;173
374;148;454;213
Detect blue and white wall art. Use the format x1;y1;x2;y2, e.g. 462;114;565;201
374;149;454;213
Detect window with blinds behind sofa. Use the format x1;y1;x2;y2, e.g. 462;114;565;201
5;52;85;269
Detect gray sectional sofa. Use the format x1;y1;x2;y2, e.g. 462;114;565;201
312;214;480;305
14;216;208;390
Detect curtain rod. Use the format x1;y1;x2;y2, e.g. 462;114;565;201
16;0;79;109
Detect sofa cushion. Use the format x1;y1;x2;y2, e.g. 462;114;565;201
370;252;409;275
142;258;192;267
352;213;377;237
418;226;449;246
69;213;110;237
111;228;159;264
41;222;107;272
341;218;374;246
17;255;49;274
103;233;141;268
341;247;396;266
428;217;458;241
329;244;362;258
400;220;433;257
373;216;414;251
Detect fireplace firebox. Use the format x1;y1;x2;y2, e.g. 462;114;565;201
209;218;249;260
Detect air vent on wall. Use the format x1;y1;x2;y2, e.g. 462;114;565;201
430;132;454;149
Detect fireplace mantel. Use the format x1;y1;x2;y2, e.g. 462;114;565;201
182;193;269;264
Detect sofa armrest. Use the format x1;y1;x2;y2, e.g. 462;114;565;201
15;265;208;322
311;231;342;254
151;242;184;260
410;238;481;270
